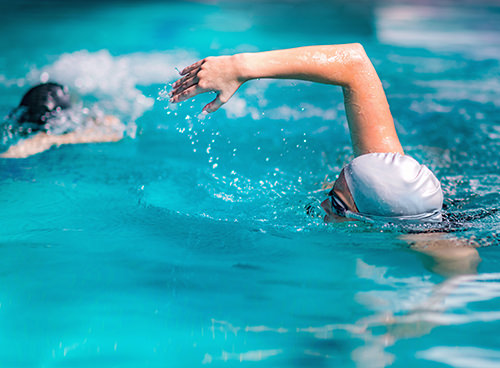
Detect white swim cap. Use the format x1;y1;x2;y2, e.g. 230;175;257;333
343;153;443;222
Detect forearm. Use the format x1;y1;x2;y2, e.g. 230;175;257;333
52;116;124;145
55;129;122;145
0;133;54;158
238;44;367;86
0;117;124;159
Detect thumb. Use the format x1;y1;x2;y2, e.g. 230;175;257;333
203;94;225;113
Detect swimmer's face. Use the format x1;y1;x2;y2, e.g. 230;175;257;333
321;170;358;223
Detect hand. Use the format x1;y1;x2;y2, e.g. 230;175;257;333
170;55;246;113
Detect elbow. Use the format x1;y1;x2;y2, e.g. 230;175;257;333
347;43;370;68
350;42;365;52
343;43;375;89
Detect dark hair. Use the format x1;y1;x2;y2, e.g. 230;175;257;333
17;82;71;127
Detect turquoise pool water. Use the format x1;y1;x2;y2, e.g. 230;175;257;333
1;1;500;367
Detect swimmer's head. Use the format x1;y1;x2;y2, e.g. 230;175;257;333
322;153;443;223
17;82;71;129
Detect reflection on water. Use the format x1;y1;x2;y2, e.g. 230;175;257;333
418;346;500;368
206;268;500;367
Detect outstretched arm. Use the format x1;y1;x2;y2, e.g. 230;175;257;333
170;43;403;156
0;116;124;159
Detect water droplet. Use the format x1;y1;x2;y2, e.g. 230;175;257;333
40;72;49;83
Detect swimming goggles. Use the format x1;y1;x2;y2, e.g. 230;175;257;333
328;188;442;223
329;191;348;217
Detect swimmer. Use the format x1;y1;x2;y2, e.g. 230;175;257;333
171;44;480;275
0;82;125;158
170;43;443;224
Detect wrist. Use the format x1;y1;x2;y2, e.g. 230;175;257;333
233;53;256;82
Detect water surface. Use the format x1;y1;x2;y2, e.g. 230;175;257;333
1;1;500;367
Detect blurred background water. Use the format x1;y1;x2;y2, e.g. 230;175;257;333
0;0;499;367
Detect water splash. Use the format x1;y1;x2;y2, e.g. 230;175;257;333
23;49;196;123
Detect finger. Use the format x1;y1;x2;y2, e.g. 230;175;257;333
171;76;199;98
203;94;224;113
180;59;204;75
172;69;200;89
170;84;206;103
